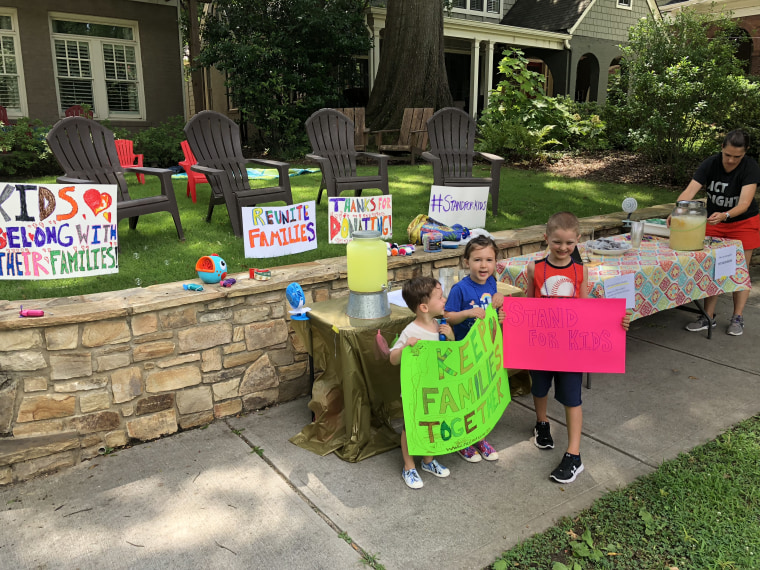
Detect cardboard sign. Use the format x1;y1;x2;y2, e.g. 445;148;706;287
0;183;118;280
502;297;627;373
428;185;489;229
401;306;511;456
328;196;392;244
242;202;317;258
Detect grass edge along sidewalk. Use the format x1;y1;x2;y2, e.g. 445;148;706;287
490;415;760;570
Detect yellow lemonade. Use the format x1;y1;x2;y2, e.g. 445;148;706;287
347;231;388;292
669;215;706;251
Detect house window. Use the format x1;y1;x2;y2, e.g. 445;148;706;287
0;8;27;117
451;0;467;8
617;0;632;8
450;0;499;13
470;0;484;10
50;15;144;119
487;0;500;13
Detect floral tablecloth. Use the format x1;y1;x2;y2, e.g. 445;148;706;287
496;235;751;321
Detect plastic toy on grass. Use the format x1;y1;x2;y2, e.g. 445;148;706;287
195;254;227;284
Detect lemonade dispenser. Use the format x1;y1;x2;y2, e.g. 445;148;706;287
346;230;390;319
669;200;707;251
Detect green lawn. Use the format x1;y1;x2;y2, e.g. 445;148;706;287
3;164;678;301
491;415;760;570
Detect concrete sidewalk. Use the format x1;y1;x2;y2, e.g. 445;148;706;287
2;271;760;569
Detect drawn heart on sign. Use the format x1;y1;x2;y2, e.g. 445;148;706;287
83;189;112;222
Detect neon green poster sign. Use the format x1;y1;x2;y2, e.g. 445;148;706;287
401;306;510;456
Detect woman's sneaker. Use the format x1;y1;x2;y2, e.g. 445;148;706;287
457;446;483;463
402;467;423;489
420;458;450;478
550;453;584;484
685;314;716;332
534;421;554;449
475;439;499;461
726;314;744;336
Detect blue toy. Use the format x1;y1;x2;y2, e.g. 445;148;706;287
286;282;310;320
195;254;227;284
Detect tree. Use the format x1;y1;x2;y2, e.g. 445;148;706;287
199;0;371;155
366;0;452;131
180;0;206;112
607;7;745;175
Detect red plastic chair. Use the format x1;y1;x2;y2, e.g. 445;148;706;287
65;105;94;119
179;139;209;202
0;105;8;125
114;139;145;184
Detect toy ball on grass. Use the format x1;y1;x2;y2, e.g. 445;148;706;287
195;254;227;284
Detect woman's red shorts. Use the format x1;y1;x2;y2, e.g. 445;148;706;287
705;213;760;251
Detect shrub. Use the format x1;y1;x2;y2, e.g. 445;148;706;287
477;48;609;160
0;119;59;178
132;115;186;167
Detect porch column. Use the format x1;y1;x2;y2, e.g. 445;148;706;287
469;38;480;118
483;40;494;111
369;27;381;91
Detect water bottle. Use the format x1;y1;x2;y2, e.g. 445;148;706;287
438;318;447;341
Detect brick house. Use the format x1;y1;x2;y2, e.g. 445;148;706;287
0;0;185;128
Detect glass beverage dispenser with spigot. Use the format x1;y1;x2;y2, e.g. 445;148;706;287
669;201;707;251
346;230;390;319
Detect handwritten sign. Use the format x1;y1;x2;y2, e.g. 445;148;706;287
401;306;510;456
714;244;737;280
502;297;626;373
603;273;635;309
428;185;489;229
328;196;392;244
0;183;118;280
242;201;317;258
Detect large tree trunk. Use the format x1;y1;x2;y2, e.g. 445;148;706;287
366;0;452;131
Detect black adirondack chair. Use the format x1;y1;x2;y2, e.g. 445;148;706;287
47;117;184;240
184;111;293;238
422;107;504;216
305;108;390;204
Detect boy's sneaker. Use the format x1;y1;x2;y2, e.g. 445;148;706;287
420;458;450;478
475;439;499;461
534;421;554;449
402;467;423;489
457;446;483;463
550;453;584;484
685;314;716;332
726;314;744;336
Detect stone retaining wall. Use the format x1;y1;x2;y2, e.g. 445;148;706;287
0;207;672;485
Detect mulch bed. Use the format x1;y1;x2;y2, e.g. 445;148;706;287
508;151;689;190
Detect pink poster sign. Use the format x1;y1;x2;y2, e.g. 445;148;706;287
502;297;627;373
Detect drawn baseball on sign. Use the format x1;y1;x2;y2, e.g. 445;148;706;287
542;275;575;297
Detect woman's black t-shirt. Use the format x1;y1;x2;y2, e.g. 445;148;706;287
693;153;760;222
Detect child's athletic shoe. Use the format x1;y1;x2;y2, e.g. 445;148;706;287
457;446;483;463
685;314;716;332
475;439;499;461
402;467;423;489
726;314;744;336
550;453;584;484
420;458;450;478
534;421;554;449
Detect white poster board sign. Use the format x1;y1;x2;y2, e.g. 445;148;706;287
0;183;118;279
328;196;392;244
428;185;489;229
714;245;737;280
242;202;317;258
602;273;636;309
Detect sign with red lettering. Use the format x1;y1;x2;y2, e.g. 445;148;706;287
242;202;317;258
328;196;392;244
0;183;118;280
502;297;626;373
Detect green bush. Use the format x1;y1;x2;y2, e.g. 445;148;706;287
132;115;186;167
0;118;59;178
477;48;609;161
